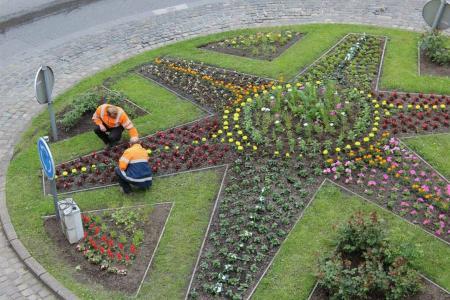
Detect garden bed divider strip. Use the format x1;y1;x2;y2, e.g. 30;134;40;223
184;164;229;300
327;179;450;247
134;71;215;116
306;281;319;300
399;131;450;139
100;85;151;115
374;36;388;92
398;138;449;182
41;202;173;219
419;273;450;295
292;33;351;80
246;179;328;300
134;202;175;298
48;163;229;196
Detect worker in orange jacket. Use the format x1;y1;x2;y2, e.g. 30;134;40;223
92;104;138;148
114;137;152;194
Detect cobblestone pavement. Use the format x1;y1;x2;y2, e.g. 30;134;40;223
0;0;447;298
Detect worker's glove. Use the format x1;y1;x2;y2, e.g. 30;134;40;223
99;124;107;132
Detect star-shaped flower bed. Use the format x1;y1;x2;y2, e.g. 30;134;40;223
49;33;449;299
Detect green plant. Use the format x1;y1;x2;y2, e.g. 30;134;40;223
421;31;450;65
132;229;145;247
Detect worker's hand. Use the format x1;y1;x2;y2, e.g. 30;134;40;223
99;124;107;132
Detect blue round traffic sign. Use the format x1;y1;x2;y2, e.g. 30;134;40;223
37;137;55;180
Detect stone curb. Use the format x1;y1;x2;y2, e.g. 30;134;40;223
0;0;102;32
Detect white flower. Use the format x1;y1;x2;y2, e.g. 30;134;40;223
341;112;346;116
303;123;309;127
329;123;334;127
274;120;280;124
270;96;275;100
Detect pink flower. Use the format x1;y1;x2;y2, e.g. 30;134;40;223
420;171;426;177
440;221;445;228
417;198;424;203
410;210;417;215
439;214;445;219
447;184;450;196
435;229;442;236
421;185;430;192
410;170;416;175
368;181;377;186
423;219;431;225
400;202;410;207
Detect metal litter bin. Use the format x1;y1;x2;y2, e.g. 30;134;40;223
57;198;84;244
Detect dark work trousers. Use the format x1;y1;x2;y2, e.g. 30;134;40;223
94;125;124;146
115;167;152;194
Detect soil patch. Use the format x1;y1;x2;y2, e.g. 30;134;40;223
44;203;172;295
310;279;450;300
52;96;148;142
200;33;303;61
420;49;450;77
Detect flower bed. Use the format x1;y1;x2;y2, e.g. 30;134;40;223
44;203;172;294
54;86;148;141
297;33;386;91
200;31;303;61
138;57;274;112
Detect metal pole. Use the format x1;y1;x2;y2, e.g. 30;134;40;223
50;179;60;220
43;66;58;141
432;0;447;30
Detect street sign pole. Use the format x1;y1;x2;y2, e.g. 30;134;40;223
43;66;58;141
50;179;60;220
432;0;447;29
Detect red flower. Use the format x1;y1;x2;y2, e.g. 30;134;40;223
118;243;124;250
130;244;136;254
117;252;123;261
94;227;100;236
125;255;130;261
83;231;88;239
100;247;105;254
101;235;107;242
108;239;114;248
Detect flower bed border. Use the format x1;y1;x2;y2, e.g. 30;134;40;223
42;202;175;297
184;164;229;300
246;178;450;300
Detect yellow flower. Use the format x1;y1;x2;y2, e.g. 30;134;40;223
240;102;246;107
237;130;243;135
223;126;229;130
234;124;240;129
424;104;429;109
221;138;225;143
374;110;379;115
223;121;229;125
355;141;361;147
382;100;387;106
242;136;248;141
147;149;152;155
274;151;280;156
363;137;370;142
236;108;241;112
367;93;372;98
201;137;207;142
372;99;377;104
285;153;290;157
271;86;276;90
234;113;240;118
63;171;68;176
212;134;217;138
374;104;380;108
235;141;241;146
398;105;403;109
253;145;258;151
91;164;96;169
233;117;239;121
389;103;394;108
71;168;77;174
375;116;380;121
385;111;390;116
407;104;413;109
193;140;199;144
224;110;230;114
335;147;341;153
315;80;321;85
237;146;244;151
373;122;379;126
286;84;292;88
441;104;446;109
433;105;438;109
372;127;378;132
227;132;232;137
415;105;420;109
296;82;302;87
246;98;252;103
369;133;375;138
345;144;351;150
322;149;329;155
81;167;87;172
223;115;228;119
218;130;223;134
228;138;234;143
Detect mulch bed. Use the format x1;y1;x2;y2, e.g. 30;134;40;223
43;203;171;295
200;33;304;61
310;279;450;300
420;49;450;77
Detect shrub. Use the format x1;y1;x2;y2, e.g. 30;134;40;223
317;212;422;300
421;31;450;65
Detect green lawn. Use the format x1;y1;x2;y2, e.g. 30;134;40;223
6;23;450;299
403;133;450;179
253;183;450;300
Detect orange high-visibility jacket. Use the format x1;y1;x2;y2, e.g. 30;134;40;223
118;144;152;183
92;104;138;138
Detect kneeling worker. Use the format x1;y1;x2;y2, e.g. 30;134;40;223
115;137;152;194
92;104;138;148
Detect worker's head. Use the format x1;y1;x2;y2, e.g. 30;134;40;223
106;106;119;118
130;136;140;145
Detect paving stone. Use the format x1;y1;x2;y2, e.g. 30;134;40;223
1;0;447;299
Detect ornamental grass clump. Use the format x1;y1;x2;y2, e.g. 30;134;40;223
317;211;422;300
